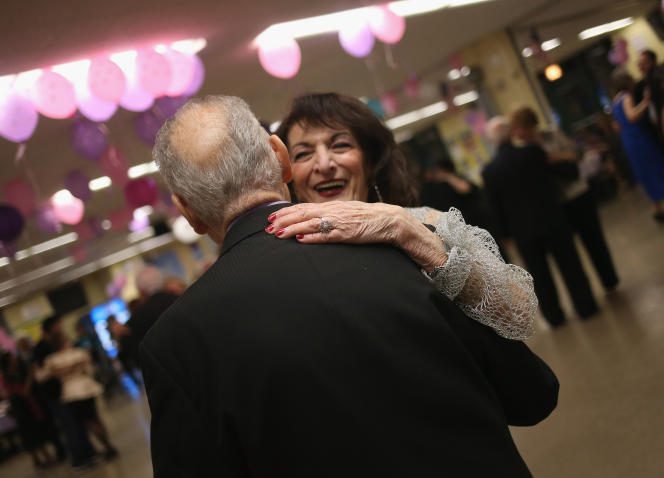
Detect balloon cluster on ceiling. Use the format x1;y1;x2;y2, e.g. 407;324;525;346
0;41;205;250
256;4;406;79
0;39;205;143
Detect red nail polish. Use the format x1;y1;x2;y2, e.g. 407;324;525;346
296;234;304;240
265;225;274;233
276;229;285;237
268;213;276;222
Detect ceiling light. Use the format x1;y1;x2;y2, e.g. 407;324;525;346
255;0;496;44
128;161;159;179
269;121;281;133
89;176;112;191
453;90;479;106
522;47;534;58
541;38;561;51
171;38;207;55
101;220;112;230
13;232;79;261
385;101;448;129
579;17;634;40
460;66;471;77
545;64;563;81
448;69;462;80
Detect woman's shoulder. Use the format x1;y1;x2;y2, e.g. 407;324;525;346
405;206;446;224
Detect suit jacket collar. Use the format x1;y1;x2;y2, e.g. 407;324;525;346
220;202;291;256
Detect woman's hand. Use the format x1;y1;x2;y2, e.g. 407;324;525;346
266;201;448;272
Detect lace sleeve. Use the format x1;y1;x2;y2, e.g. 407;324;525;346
406;207;537;340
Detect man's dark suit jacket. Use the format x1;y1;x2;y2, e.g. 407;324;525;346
141;203;558;478
127;291;178;345
482;142;568;243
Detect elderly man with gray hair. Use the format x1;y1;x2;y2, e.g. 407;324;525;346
141;95;558;478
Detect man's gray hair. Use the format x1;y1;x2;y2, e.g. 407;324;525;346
153;95;282;226
486;116;511;147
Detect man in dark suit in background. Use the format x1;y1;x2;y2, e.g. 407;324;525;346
483;111;598;328
142;95;559;477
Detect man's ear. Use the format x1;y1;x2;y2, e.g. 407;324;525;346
172;194;209;235
269;134;292;183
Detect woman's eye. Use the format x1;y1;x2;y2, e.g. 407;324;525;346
293;151;311;162
333;142;351;150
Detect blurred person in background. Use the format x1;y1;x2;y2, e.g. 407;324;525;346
34;316;96;468
482;109;598;327
162;276;188;296
611;70;664;222
633;49;664;142
126;266;179;344
420;158;510;261
270;93;537;340
1;352;57;468
107;316;141;386
541;128;619;292
39;330;118;461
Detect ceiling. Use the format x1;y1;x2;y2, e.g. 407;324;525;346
0;0;657;298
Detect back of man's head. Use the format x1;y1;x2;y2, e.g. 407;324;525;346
136;266;164;297
41;315;61;336
486;116;510;147
153;95;283;229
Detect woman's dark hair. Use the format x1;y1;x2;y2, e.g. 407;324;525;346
611;70;634;96
276;93;419;207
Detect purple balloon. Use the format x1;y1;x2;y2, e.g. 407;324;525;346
124;177;158;208
154;95;188;120
134;110;163;146
65;170;92;201
71;118;109;160
0;94;39;143
35;204;63;234
182;55;205;96
0;204;25;243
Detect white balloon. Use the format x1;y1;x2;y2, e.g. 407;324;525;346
172;215;201;244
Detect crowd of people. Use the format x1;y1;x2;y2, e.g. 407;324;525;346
0;266;184;470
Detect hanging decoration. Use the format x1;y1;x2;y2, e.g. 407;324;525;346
0;93;39;143
99;146;129;187
51;189;85;225
258;36;302;79
4;178;37;216
124;177;158;208
134;110;163;146
35;204;62;234
64;170;92;202
87;58;127;102
33;70;77;119
0;204;25;243
368;5;406;45
71;118;108;160
339;21;375;58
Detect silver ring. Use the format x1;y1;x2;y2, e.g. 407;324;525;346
319;217;334;234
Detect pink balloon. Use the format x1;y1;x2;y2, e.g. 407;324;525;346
77;89;118;122
88;58;126;102
164;50;195;97
52;194;85;225
4;178;36;216
136;49;172;97
368;6;406;45
182;55;205;96
119;82;154;112
124;177;158;208
33;71;77;119
0;93;39;142
339;22;375;58
404;74;420;98
108;208;133;231
258;37;301;79
100;146;129;186
380;92;399;116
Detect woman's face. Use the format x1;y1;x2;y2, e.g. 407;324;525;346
287;123;369;203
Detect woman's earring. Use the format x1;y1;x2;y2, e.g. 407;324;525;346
373;184;384;203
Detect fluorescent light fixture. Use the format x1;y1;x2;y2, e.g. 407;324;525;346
385;101;448;129
13;233;79;261
89;176;112;191
448;69;462;80
579;17;633;40
255;0;496;43
128;161;159;179
522;47;533;58
52;189;75;205
171;38;207;54
453;90;479;106
0;257;9;268
269;121;281;133
460;66;471;77
134;205;154;219
128;227;155;243
541;38;561;51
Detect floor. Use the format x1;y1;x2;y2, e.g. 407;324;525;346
2;188;663;477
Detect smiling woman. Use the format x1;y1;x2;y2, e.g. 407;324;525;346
272;92;537;340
